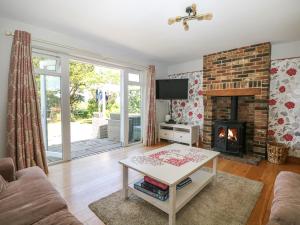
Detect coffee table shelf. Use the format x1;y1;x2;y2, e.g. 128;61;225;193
128;169;214;214
120;143;219;225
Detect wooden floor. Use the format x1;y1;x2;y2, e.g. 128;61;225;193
48;142;300;225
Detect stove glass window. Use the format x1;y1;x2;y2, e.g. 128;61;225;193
218;127;226;138
228;128;238;142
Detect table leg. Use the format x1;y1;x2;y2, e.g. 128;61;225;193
169;185;176;225
123;165;128;199
213;157;218;176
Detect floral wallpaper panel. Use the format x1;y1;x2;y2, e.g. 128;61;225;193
268;58;300;157
168;71;204;132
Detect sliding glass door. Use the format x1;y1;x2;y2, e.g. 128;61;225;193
36;75;63;163
33;53;64;163
33;49;144;164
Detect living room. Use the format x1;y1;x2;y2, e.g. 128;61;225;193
0;1;300;225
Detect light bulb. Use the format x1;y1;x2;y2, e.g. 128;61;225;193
184;24;189;31
175;16;182;22
168;18;175;25
196;14;204;20
183;20;189;31
203;13;213;20
191;3;197;12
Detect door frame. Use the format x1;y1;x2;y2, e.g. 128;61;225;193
122;69;144;147
33;49;70;164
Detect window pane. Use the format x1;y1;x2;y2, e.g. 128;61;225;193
128;73;140;82
128;85;141;143
33;55;59;72
35;75;63;163
128;85;141;115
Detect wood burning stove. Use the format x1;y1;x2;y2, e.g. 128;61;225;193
213;96;246;156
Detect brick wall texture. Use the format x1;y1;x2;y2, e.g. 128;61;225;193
203;42;271;156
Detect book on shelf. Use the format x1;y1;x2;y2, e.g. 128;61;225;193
133;177;193;201
134;179;169;201
144;176;168;190
177;177;192;190
141;181;169;196
144;176;192;190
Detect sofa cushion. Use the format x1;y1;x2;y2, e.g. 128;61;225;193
33;209;82;225
0;167;67;225
268;171;300;225
0;175;7;193
16;166;47;181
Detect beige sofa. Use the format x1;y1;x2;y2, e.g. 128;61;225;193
0;158;82;225
267;171;300;225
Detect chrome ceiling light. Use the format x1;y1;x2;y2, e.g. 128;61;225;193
168;3;213;31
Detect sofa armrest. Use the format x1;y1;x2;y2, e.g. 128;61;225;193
0;158;15;182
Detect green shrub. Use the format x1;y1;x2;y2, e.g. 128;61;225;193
72;109;90;119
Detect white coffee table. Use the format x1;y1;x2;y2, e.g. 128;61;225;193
119;143;219;225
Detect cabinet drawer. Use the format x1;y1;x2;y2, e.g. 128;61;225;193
173;132;191;144
159;130;173;140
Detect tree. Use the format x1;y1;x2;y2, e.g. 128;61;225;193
69;61;121;114
128;89;141;114
87;98;98;116
33;56;122;120
105;92;120;117
97;67;120;85
69;61;100;112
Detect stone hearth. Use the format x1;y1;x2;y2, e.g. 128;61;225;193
202;43;271;157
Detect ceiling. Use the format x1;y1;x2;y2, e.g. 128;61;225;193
0;0;300;64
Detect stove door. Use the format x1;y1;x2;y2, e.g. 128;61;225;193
214;125;227;151
227;127;240;153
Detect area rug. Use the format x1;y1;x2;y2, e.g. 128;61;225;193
89;171;263;225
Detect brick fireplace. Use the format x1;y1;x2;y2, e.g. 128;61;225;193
202;43;271;157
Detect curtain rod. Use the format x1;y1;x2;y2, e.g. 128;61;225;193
271;56;300;61
5;31;148;70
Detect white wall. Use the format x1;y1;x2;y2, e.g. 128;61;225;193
272;40;300;60
156;100;169;123
167;59;203;75
0;17;168;157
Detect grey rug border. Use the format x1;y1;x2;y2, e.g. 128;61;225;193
88;170;264;225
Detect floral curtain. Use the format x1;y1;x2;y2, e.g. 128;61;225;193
144;65;157;146
7;30;48;173
268;58;300;157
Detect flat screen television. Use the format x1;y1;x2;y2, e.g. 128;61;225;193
156;79;188;100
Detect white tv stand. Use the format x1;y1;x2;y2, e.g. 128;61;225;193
158;122;200;147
